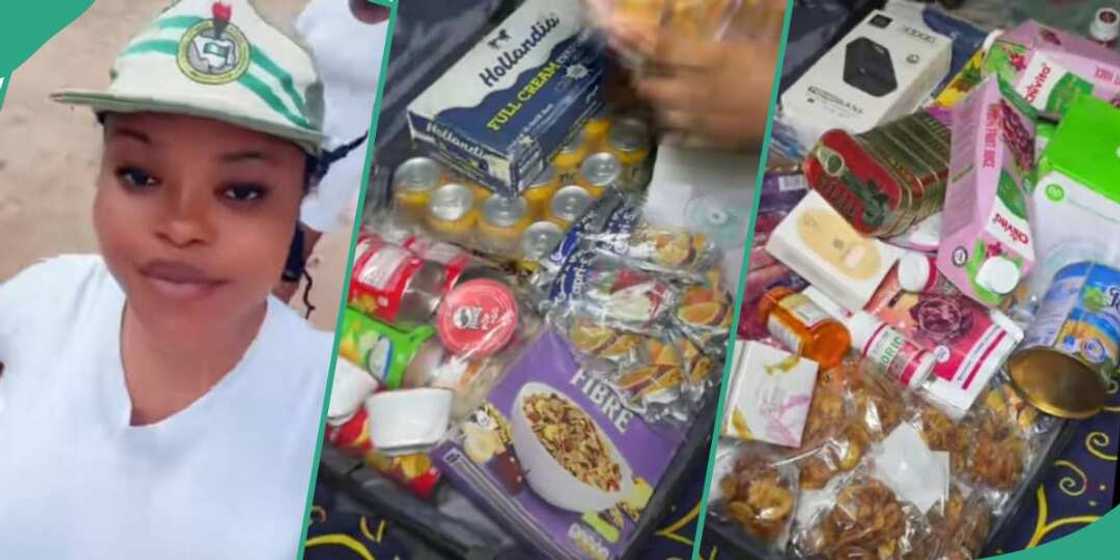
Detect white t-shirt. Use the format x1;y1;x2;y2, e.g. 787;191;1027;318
0;255;331;559
297;0;389;233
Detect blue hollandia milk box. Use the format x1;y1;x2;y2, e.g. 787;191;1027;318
406;0;606;196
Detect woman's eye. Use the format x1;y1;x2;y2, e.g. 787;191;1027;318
222;184;267;202
115;167;158;189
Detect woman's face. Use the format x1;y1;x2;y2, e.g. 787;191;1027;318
94;112;306;337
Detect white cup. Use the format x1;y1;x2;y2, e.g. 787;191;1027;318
366;387;454;456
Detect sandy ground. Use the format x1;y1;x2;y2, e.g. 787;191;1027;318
0;0;353;332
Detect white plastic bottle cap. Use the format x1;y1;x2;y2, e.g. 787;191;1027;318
889;213;942;253
908;352;936;388
1091;8;1120;43
976;256;1021;295
898;252;938;293
982;29;1005;53
846;311;885;354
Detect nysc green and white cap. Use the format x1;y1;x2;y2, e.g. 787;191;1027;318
51;0;325;155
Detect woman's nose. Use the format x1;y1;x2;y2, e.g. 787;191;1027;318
154;186;215;248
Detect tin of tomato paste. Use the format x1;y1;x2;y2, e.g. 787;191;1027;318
349;234;446;329
805;111;950;238
1008;261;1120;418
401;235;473;293
436;278;520;358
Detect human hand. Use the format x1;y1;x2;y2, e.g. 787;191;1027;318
605;6;783;151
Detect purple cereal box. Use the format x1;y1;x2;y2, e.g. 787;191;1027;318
432;329;685;560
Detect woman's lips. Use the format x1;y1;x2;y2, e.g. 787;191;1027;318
138;260;227;300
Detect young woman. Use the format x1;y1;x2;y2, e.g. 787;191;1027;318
0;1;360;557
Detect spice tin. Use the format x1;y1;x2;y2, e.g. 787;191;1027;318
553;129;591;185
1008;261;1120;418
426;183;478;241
583;108;612;149
547;185;594;228
519;221;565;268
579;152;624;198
478;195;532;254
349;234;446;329
607;116;652;189
393;156;444;221
804;111;951;238
467;181;493;206
401;235;473;294
523;166;560;221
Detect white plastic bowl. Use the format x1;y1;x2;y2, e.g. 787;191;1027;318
510;382;633;513
367;388;453;456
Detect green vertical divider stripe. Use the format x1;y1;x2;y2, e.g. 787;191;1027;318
690;2;796;558
0;76;10;111
295;1;399;558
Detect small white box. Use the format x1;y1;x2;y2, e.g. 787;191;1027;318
765;190;903;311
722;341;819;448
780;10;952;148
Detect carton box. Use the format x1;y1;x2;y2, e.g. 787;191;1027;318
1031;95;1120;283
938;78;1037;308
721;341;818;448
780;10;952;147
431;330;684;560
984;21;1120;118
407;0;606;196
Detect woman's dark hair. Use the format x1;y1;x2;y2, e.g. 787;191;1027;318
305;132;369;192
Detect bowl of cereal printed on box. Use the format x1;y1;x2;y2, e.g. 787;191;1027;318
511;382;634;512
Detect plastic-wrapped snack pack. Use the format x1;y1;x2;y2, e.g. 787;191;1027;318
710;443;800;551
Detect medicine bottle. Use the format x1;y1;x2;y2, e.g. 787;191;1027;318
846;311;935;389
757;287;850;369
